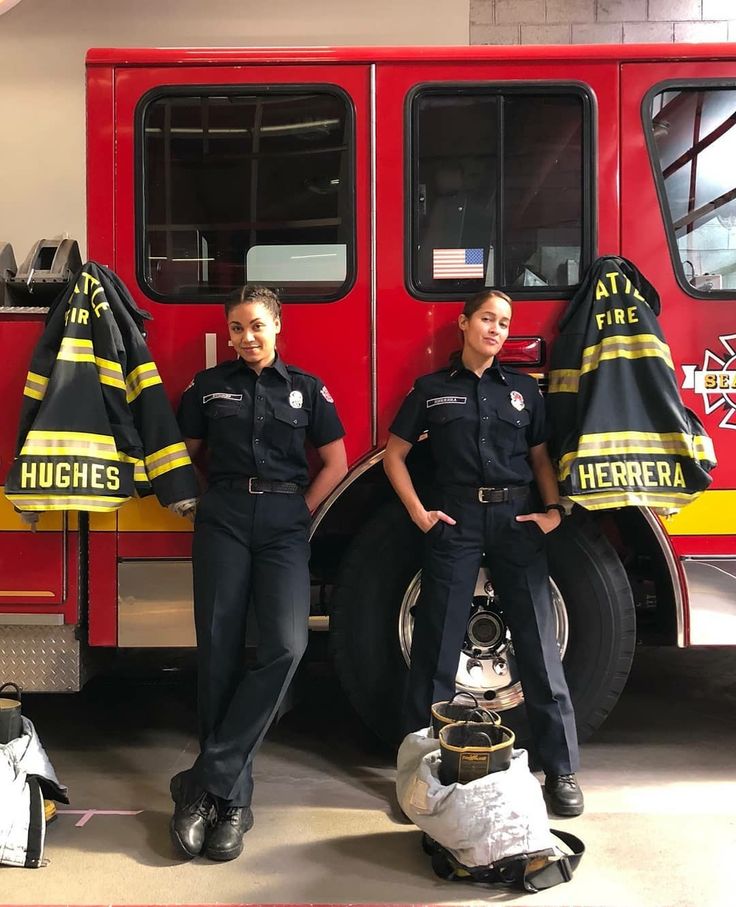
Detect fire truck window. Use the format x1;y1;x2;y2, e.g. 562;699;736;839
411;90;587;297
650;87;736;294
140;91;353;302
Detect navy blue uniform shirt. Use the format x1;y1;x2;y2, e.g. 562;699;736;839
177;354;345;485
389;359;546;487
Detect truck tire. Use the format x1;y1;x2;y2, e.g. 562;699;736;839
329;499;636;748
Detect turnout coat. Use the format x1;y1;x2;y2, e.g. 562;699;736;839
546;256;715;511
4;262;197;512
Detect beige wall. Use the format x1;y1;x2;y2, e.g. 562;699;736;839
471;0;736;45
0;0;470;262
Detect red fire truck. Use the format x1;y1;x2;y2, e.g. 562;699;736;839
2;44;735;744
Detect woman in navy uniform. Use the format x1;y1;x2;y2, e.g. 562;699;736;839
171;285;347;860
384;289;583;817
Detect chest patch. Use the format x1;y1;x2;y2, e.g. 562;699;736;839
509;390;525;411
426;396;467;408
203;392;243;404
289;390;303;409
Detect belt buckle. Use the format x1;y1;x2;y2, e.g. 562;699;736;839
248;477;264;495
478;487;492;503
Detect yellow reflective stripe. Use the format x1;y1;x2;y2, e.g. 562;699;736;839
558;431;715;480
58;336;95;364
95;356;126;391
146;455;191;480
145;442;191;480
548;369;580;394
24;386;45;401
18;445;121;461
134;461;149;483
4;494;128;513
98;373;127;391
126;362;162;402
568;490;702;510
26;371;48;391
550;335;674;395
580;333;674;375
25;430;116;444
21;430;119;461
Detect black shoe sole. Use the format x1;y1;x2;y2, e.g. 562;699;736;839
204;841;245;862
544;795;584;818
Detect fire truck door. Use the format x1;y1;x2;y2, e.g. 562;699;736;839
109;64;374;463
621;61;736;644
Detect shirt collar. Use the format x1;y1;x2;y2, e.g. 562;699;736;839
233;351;290;382
449;357;508;384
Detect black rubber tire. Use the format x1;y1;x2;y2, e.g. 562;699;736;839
330;499;636;748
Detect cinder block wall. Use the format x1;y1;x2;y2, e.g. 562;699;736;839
470;0;736;44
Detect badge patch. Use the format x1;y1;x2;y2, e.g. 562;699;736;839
510;390;525;411
426;396;467;408
289;390;303;409
320;385;334;403
203;393;243;404
184;378;194;391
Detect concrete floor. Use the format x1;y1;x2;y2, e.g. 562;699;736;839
3;645;736;907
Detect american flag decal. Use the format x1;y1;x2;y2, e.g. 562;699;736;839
432;248;484;279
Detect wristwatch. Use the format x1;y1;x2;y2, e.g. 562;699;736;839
545;503;565;518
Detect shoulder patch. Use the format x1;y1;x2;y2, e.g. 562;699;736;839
320;385;334;403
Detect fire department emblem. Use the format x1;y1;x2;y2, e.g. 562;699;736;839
682;333;736;430
289;390;303;409
510;390;525;411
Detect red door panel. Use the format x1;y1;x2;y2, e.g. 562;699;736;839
622;62;736;493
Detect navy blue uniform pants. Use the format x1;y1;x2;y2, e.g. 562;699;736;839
187;485;311;805
404;490;579;775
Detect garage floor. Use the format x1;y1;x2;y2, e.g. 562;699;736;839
2;645;736;907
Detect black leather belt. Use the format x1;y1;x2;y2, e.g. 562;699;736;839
441;484;530;504
216;477;304;495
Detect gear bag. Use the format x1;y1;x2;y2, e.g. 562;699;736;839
396;727;584;893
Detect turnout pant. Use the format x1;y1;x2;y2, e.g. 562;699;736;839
404;490;579;775
188;484;311;805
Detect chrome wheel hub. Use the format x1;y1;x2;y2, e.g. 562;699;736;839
398;567;568;711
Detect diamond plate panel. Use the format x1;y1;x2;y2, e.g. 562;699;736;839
0;625;82;691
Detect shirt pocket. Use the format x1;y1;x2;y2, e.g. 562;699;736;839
205;399;244;420
271;403;310;454
495;407;531;454
426;405;467;428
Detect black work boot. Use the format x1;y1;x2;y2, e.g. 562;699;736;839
169;771;216;858
544;773;584;817
204;802;255;862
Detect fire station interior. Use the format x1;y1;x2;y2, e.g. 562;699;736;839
3;2;736;906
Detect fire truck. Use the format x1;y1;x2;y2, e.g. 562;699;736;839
2;44;735;745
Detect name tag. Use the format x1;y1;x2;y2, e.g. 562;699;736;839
426;396;467;408
203;393;243;404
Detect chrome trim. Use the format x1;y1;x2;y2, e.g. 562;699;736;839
370;63;378;448
0;613;64;626
640;508;685;647
118;560;195;647
309;447;386;538
682;557;736;645
308;615;329;631
205;332;217;368
62;511;68;605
